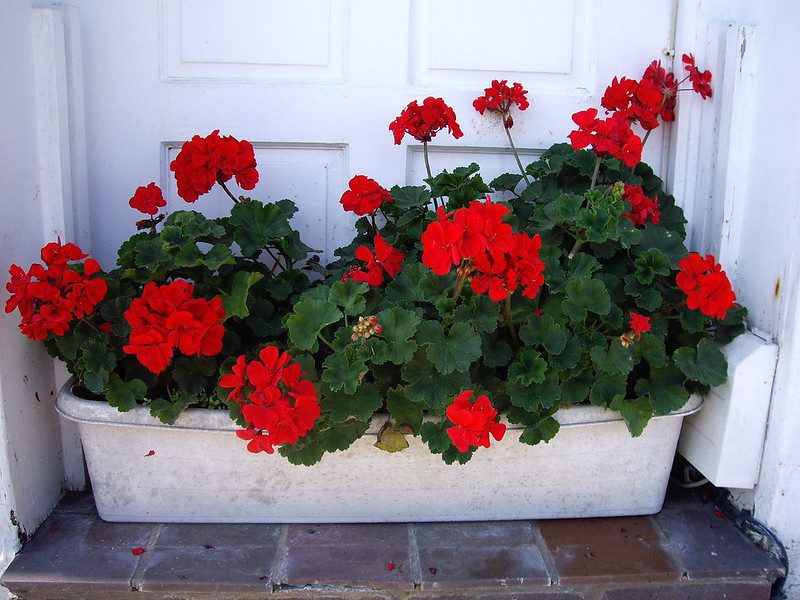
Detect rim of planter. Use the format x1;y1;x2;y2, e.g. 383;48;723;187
55;378;703;435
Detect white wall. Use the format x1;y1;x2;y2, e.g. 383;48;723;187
0;0;68;583
671;0;800;595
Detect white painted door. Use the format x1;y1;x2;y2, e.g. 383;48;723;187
73;0;676;266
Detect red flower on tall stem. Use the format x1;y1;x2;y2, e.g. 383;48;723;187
682;54;713;99
621;184;660;226
568;109;642;167
169;130;259;202
446;390;506;452
219;346;320;454
340;175;392;216
129;182;167;215
389;97;463;144
473;80;529;128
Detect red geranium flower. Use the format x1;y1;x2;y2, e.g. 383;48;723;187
340;175;392;216
123;280;226;374
344;234;405;286
682;54;713;100
129;182;166;215
169;130;259;202
642;60;678;121
629;312;651;339
473;79;529;128
219;345;320;454
621;184;661;226
676;253;736;319
446;390;506;452
389;97;463;144
421;207;466;276
5;240;107;341
568;109;642;167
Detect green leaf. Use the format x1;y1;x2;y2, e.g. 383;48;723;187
519;414;560;446
174;242;203;267
508;349;548;386
519;314;568;354
401;351;470;409
673;339;728;386
562;278;611;321
221;271;264;320
230;200;292;256
636;289;662;311
635;363;691;415
417;321;481;374
481;335;513;368
371;306;421;365
507;372;561;411
636;224;687;264
279;435;325;466
590;339;635;376
611;397;652;436
634;248;672;284
321;351;368;394
374;425;410;453
105;374;146;412
203;243;235;271
567;253;601;280
148;391;195;424
319;419;370;452
589;371;627;407
320;382;382;422
453;295;500;334
420;421;453;454
635;333;666;367
385;262;425;303
548;336;582;371
286;300;343;351
490;173;523;191
386;387;423;434
328;279;369;316
389;185;431;211
561;370;593;405
82;339;117;394
173;356;217;394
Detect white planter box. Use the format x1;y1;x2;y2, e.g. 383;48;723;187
56;382;702;523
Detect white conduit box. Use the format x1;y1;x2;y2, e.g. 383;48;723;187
679;331;778;489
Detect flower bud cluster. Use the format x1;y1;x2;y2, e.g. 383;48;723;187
352;315;382;342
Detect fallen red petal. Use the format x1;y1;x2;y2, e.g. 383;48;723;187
714;509;725;519
131;546;146;556
204;544;214;549
144;450;155;457
429;566;437;575
387;561;395;571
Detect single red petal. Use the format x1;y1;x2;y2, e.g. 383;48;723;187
131;547;146;556
144;450;155;457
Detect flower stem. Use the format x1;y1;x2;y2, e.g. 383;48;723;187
503;296;519;350
217;178;240;204
369;212;379;236
504;125;531;186
452;267;468;301
568;156;602;259
423;141;441;211
318;333;335;351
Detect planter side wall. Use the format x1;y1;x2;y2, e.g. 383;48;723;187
59;388;701;523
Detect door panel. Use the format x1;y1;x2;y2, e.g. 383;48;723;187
74;0;675;265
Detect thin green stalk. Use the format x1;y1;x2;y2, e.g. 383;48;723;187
504;296;519;350
423;141;441;211
217;178;240;204
504;124;531;185
568;156;602;258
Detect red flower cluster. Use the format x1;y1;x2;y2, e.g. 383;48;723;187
676;253;736;319
568;109;642;167
473;79;529;128
389;97;463;144
630;312;651;338
642;60;678;121
123;280;226;374
129;182;166;215
169;130;259;202
5;241;107;341
340;175;392;216
621;184;661;226
422;196;545;302
601;76;664;131
682;54;713;100
343;234;405;287
446;390;506;452
219;346;320;454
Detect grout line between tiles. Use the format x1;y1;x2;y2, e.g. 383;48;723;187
270;524;290;591
407;523;422;589
529;520;559;586
129;523;164;591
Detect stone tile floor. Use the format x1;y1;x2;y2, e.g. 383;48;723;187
1;487;784;600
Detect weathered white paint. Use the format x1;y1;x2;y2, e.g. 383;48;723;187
0;1;71;591
57;383;703;523
669;0;800;594
679;332;777;488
